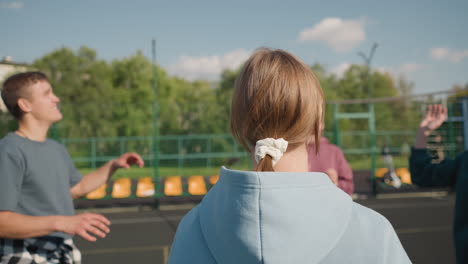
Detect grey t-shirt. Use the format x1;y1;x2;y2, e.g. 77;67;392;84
0;132;82;238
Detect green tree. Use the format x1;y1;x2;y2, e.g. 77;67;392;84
33;46;115;138
111;51;154;137
214;69;240;133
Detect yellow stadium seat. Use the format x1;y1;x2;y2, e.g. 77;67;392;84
164;176;183;196
188;176;207;195
136;177;155;197
209;175;219;185
375;168;388;178
86;184;107;199
111;178;132;198
396;168;412;184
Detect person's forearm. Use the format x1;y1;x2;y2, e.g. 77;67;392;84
71;160;117;199
415;127;430;149
338;177;354;195
0;211;63;239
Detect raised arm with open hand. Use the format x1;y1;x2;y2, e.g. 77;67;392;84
415;104;447;149
70;152;145;199
419;104;447;132
112;152;145;169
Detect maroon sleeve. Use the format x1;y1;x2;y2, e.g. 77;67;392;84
336;148;354;195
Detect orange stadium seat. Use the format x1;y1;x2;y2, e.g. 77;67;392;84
188;176;207;195
136;177;155;197
209;175;219;185
86;184;107;199
396;168;412;184
164;176;183;196
111;178;132;198
375;168;388;178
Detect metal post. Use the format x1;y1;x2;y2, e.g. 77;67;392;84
369;103;377;196
333;103;341;146
207;137;211;169
178;137;183;175
358;43;378;196
120;138;125;154
358;43;378;97
462;97;468;151
152;39;160;194
91;138;96;169
447;104;456;157
51;123;59;140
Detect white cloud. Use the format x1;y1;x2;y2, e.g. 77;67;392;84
298;17;366;52
0;2;24;9
168;49;251;81
430;47;468;63
430;47;448;60
331;62;351;77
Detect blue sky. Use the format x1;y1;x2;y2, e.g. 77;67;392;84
1;0;467;94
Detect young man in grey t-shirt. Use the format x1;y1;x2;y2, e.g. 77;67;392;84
0;72;144;263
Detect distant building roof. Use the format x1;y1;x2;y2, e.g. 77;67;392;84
1;56;29;67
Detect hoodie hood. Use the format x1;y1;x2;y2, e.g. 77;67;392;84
198;167;353;264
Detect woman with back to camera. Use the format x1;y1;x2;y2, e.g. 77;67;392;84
168;48;411;263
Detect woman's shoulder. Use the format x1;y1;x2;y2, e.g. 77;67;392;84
174;205;201;234
169;206;215;262
350;202;394;232
343;202;405;253
329;202;410;263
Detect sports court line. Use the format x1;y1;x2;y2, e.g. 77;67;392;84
82;245;170;262
76;203;197;214
76;206;149;214
110;215;183;225
159;203;197;211
375;191;449;199
396;226;451;234
365;201;455;210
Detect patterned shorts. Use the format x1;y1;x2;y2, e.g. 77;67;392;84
0;236;81;264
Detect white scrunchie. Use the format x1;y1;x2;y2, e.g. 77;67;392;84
254;138;288;166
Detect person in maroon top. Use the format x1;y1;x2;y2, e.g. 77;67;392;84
307;136;354;195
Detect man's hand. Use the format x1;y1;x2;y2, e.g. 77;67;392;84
71;153;144;199
56;213;111;242
326;168;339;185
112;152;144;170
420;104;447;133
415;104;447;149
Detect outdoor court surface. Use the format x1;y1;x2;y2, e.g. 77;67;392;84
75;192;456;264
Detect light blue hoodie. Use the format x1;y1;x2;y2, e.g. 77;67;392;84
169;167;411;263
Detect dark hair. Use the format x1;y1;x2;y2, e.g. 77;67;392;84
1;71;49;120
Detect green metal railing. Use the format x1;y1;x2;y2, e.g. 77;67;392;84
61;134;248;173
61;129;458;173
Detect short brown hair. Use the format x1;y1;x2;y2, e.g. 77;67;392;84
1;71;49;120
231;48;324;171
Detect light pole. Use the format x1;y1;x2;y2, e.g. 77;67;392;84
152;39;160;194
358;43;378;195
358;43;378;98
